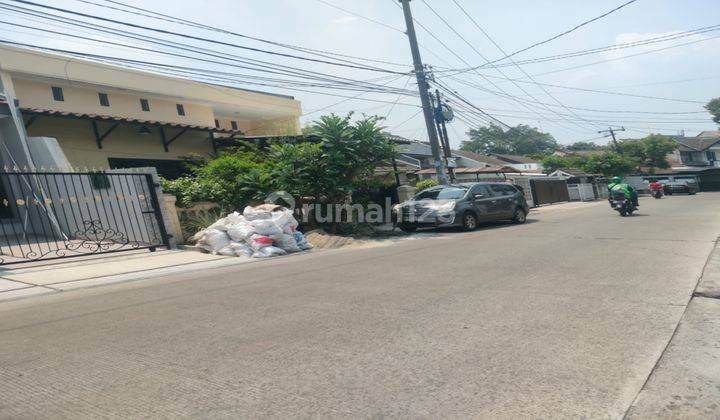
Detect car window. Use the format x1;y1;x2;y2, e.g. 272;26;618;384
415;186;468;200
490;184;516;196
470;185;491;197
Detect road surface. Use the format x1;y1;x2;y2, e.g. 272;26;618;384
2;193;719;418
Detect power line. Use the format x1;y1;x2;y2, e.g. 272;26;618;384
7;0;407;74
0;39;425;109
452;0;640;73
461;24;720;70
442;0;610;131
407;0;596;134
0;4;416;94
447;74;706;105
71;0;414;69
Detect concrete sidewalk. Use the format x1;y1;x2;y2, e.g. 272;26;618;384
0;250;250;302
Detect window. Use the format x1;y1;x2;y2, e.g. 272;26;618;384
470;185;491;197
98;93;109;107
176;104;185;116
230;120;238;130
214;119;219;128
680;151;692;163
415;186;468;200
706;151;716;161
140;98;150;112
51;86;64;101
490;184;515;196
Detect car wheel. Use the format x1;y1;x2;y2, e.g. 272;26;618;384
398;223;417;233
512;208;527;224
461;212;478;231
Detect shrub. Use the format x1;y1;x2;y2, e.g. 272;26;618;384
415;179;439;192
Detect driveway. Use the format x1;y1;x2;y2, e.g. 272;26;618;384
1;194;719;418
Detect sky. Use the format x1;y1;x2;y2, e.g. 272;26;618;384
1;0;719;148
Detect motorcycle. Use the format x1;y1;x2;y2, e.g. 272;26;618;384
651;189;663;199
609;190;634;216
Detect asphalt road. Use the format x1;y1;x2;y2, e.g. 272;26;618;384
2;193;720;419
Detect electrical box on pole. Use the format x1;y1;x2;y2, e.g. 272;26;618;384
398;0;448;185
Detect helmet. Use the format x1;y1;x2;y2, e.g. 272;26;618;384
611;176;622;183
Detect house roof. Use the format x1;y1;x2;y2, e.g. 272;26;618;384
697;130;720;138
451;150;507;166
490;154;539;164
672;136;720;151
415;165;518;175
553;168;590;177
1;44;301;120
21;107;236;134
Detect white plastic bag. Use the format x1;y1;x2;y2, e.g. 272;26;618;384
249;219;283;239
197;228;231;253
252;246;287;258
243;206;272;221
271;208;298;229
276;233;301;253
226;222;255;242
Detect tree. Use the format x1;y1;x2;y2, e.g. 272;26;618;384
540;155;588;174
566;141;608;151
619;134;677;173
706;97;720;125
582;152;636;177
460;124;559;155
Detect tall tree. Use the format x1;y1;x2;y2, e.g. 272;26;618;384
460;124;559;155
582;152;636;177
619;134;677;173
566;141;608;151
540;155;589;174
706;97;720;125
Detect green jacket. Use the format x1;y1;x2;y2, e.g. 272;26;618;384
608;182;632;199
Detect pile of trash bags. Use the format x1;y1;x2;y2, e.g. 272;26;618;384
193;204;312;258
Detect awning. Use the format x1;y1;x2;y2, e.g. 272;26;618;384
20;107;237;134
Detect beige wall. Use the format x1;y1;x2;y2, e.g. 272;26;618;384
25;116;214;169
14;79;216;127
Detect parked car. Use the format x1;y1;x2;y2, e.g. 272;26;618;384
663;181;698;195
393;182;529;232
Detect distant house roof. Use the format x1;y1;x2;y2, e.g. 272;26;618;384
415;165;518;175
672;136;720;151
451;150;507;166
553;168;589;177
385;134;414;144
490;154;540;164
697;130;720;138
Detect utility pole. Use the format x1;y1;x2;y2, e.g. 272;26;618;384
399;0;448;185
598;126;625;153
434;89;455;182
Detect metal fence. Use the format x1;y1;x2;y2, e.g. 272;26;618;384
530;178;570;206
0;171;169;265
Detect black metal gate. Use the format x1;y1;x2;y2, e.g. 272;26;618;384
530;178;570;206
0;171;169;265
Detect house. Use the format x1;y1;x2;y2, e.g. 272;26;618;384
0;44;302;178
671;135;720;168
488;154;543;173
654;132;720;191
388;136;523;183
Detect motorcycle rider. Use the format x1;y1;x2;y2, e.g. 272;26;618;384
608;176;639;209
649;180;663;197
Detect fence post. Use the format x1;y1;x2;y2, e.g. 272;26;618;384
145;173;170;249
